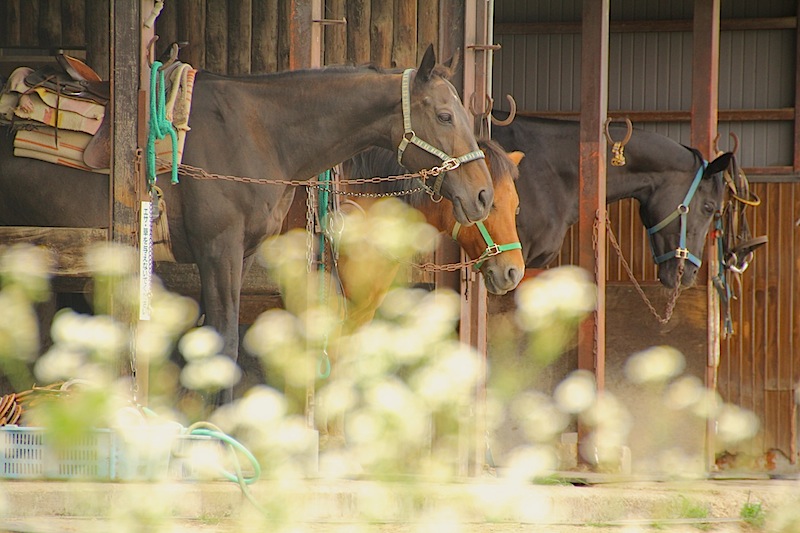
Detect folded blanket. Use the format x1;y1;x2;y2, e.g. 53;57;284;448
14;128;93;162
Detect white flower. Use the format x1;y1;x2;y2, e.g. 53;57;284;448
178;326;224;361
625;346;686;384
180;355;241;391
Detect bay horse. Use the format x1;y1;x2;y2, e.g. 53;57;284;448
491;113;733;288
0;46;494;403
336;138;525;329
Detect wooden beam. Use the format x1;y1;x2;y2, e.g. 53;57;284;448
205;0;228;73
577;0;609;456
252;0;278;73
0;228;107;277
370;0;393;67
227;0;252;75
691;0;721;474
288;0;312;70
517;108;795;122
495;16;796;35
794;1;800;171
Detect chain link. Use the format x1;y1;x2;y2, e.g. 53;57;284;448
157;158;493;272
158;158;453;200
605;213;684;324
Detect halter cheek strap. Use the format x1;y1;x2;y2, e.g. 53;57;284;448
452;220;522;271
397;68;486;199
646;161;707;268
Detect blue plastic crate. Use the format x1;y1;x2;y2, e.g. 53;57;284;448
0;426;114;480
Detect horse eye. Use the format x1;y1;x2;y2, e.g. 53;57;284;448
703;202;715;214
438;112;452;124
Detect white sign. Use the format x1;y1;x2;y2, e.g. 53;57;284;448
139;201;153;320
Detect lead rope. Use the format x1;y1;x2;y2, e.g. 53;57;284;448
146;60;179;185
605;214;684;324
316;170;332;379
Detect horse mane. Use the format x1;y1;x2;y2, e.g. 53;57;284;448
478;138;519;182
341;148;428;209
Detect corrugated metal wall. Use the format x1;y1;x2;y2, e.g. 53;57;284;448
493;0;800;462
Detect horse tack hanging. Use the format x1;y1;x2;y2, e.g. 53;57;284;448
604;117;633;166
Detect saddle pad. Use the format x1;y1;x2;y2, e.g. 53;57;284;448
13;147;103;173
14;91;102;135
31;86;105;119
14;128;92;162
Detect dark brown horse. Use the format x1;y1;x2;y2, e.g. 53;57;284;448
0;46;494;402
491;113;733;288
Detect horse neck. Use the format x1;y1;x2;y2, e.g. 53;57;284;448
229;69;402;180
416;198;454;234
605;136;698;205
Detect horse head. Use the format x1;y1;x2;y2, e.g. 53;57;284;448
394;44;493;226
451;139;525;295
641;150;733;288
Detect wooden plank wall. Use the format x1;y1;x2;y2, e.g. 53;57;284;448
151;0;442;75
0;0;458;307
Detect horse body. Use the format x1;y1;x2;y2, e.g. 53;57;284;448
0;47;494;403
491;114;731;287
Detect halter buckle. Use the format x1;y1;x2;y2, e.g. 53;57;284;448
404;130;415;142
675;248;690;259
442;158;460;172
678;204;689;214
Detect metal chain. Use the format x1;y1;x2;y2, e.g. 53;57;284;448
157;159;454;200
605;214;684;325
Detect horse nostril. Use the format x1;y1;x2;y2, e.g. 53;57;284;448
478;188;492;212
507;266;522;285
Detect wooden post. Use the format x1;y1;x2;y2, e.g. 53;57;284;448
205;0;228;73
110;0;142;394
228;0;252;75
577;0;609;460
691;0;721;472
85;0;110;78
461;0;494;477
794;0;800;172
252;0;279;73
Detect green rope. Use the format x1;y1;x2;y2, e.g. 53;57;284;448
147;60;179;185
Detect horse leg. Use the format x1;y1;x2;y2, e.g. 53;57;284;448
195;243;245;406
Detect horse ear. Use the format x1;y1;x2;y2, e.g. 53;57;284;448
508;151;525;167
705;152;733;177
417;44;436;83
443;48;461;74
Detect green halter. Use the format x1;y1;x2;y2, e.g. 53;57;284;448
452;220;522;271
396;68;486;200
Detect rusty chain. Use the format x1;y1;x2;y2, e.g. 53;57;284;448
605;213;684;325
157;158;458;199
157;157;490;273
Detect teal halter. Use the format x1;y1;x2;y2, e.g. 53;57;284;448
452;220;522;271
646;161;708;268
397;68;486;200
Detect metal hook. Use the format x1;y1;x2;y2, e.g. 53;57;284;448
604;117;633;166
470;92;493;118
713;131;739;155
490;94;517;126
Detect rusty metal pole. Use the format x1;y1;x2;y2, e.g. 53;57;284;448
577;0;609;461
462;0;496;478
691;0;721;473
289;0;324;431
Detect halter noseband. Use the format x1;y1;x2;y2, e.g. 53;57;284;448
646;161;708;268
397;68;486;200
452;220;522;270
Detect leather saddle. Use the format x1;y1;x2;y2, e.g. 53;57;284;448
23;54;110;106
